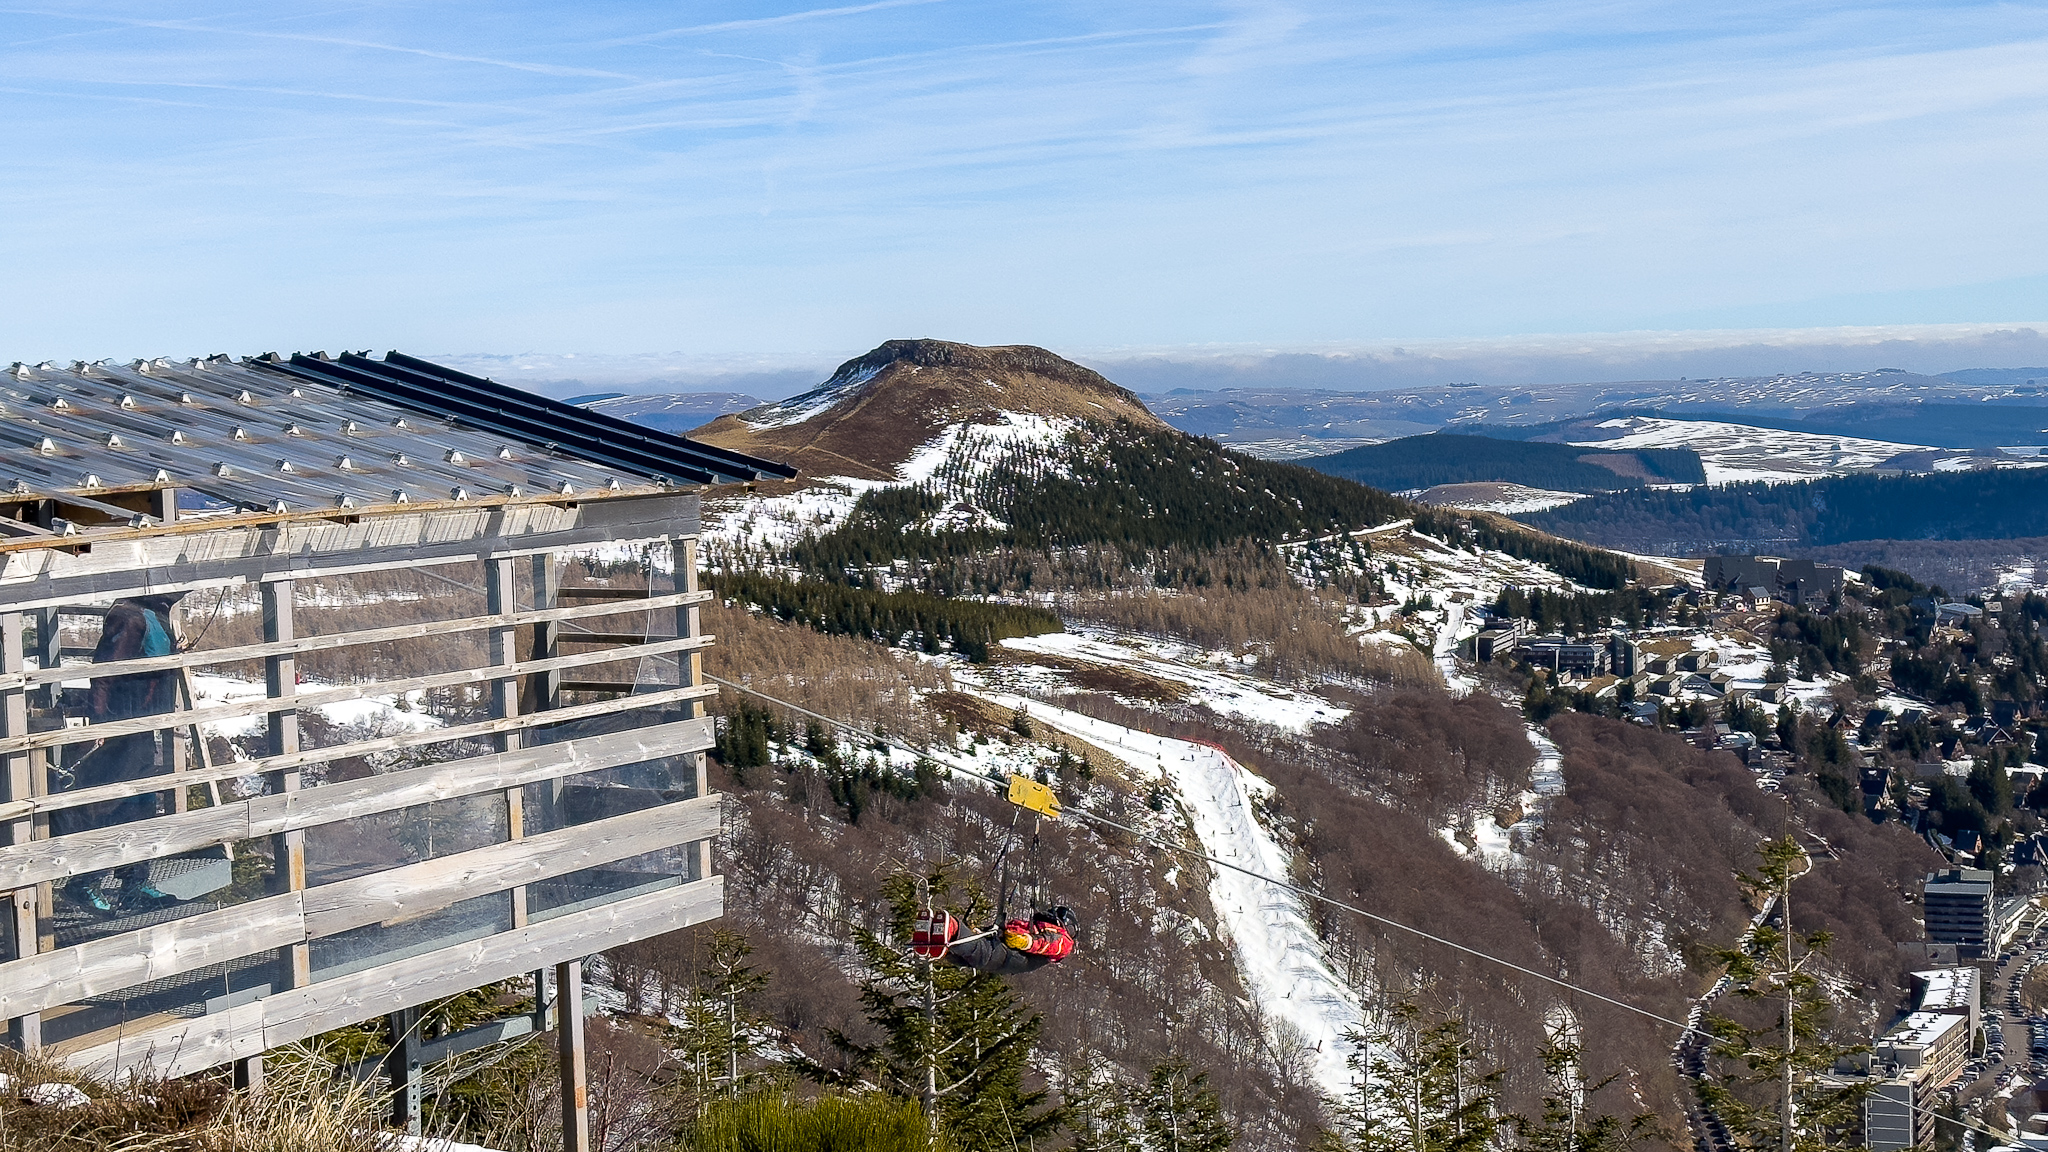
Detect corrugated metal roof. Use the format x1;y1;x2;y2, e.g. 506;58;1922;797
0;351;792;536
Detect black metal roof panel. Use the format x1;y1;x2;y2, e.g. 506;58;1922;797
258;351;795;487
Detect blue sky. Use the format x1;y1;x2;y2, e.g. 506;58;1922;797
3;1;2046;365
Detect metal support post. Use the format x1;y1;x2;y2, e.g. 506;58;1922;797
386;1005;423;1135
558;959;590;1152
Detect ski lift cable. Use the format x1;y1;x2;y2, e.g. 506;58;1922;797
702;672;1704;1039
708;673;2023;1146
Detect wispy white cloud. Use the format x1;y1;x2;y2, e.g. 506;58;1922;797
0;1;2043;359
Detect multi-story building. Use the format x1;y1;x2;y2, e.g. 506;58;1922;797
1866;1011;1971;1151
1924;868;1996;958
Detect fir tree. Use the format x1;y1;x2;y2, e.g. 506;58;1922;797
1138;1056;1234;1152
1326;1004;1502;1152
665;930;773;1119
1698;836;1866;1152
1509;1029;1662;1152
814;869;1060;1146
1065;1063;1145;1152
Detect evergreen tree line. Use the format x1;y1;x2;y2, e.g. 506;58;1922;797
1518;465;2048;552
1414;511;1636;590
777;419;1626;595
1489;586;1677;633
718;704;948;825
1302;432;1705;492
711;571;1062;662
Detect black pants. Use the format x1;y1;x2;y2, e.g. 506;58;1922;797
52;734;164;897
945;936;1054;976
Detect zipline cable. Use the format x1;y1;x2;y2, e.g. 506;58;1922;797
705;672;2028;1145
387;562;1998;1140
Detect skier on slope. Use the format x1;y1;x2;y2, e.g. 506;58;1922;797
911;906;1079;975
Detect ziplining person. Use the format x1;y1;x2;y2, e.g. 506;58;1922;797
911;905;1079;975
906;771;1079;976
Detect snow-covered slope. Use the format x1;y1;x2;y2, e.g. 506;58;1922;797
966;687;1365;1098
1571;417;1931;483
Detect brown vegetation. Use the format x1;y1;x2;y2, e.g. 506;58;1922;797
689;339;1166;480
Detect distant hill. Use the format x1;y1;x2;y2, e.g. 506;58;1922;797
1516;466;2048;554
1298;433;1704;492
579;391;765;432
688;339;1164;480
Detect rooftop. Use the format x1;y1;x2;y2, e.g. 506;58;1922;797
0;351;794;544
1882;1009;1965;1048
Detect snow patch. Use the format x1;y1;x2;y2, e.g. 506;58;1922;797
1571;418;1932;484
965;690;1364;1098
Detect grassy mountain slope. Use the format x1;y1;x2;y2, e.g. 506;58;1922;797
1302;432;1705;491
689;339;1164;480
1517;467;2048;554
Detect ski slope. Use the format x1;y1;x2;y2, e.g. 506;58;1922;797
967;687;1364;1097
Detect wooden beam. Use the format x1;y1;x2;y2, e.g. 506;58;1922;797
299;795;718;939
555;588;651;601
0;682;715;823
559;958;590;1152
2;610;39;1053
263;581;309;989
0;716;714;889
0;493;698;612
0;896;305;1019
0;633;714;756
0;795;717;1018
3;589;711;689
60;876;724;1079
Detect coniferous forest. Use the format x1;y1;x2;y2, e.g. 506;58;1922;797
1302;432;1705;492
1518;466;2048;553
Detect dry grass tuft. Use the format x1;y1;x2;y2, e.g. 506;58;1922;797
0;1046;389;1152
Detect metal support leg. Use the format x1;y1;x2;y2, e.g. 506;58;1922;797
386;1005;422;1135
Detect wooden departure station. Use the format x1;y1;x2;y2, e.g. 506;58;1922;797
0;352;792;1142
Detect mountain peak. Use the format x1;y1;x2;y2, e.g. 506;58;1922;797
689;339;1164;481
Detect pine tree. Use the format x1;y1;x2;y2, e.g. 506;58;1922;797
665;930;772;1119
1698;836;1866;1152
1509;1029;1662;1152
814;869;1059;1147
1327;1004;1502;1152
1138;1056;1234;1152
1065;1062;1145;1152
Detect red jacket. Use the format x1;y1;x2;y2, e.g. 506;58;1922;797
1004;919;1075;961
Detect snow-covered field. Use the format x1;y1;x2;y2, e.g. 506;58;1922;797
1572;417;1931;484
991;629;1350;733
965;688;1364;1098
1411;482;1585;514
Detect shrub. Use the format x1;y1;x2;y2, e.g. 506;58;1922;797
679;1091;942;1152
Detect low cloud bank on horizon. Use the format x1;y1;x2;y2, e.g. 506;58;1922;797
436;323;2048;397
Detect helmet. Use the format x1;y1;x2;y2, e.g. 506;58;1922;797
1036;906;1078;931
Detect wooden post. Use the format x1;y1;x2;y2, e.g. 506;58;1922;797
165;598;188;814
2;611;40;1053
487;557;527;928
32;607;59;712
672;538;711;883
386;1005;423;1135
530;553;560;714
558;959;590;1152
263;580;307;989
147;486;177;526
